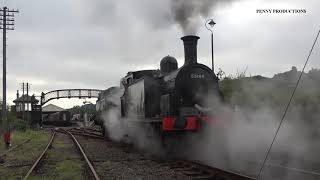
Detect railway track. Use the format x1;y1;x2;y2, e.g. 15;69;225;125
64;129;101;180
52;127;104;139
169;159;320;180
6;125;314;180
64;126;320;180
74;127;256;180
68;128;104;139
27;126;317;180
23;129;101;180
79;126;102;134
68;130;105;139
166;160;256;180
23;131;56;179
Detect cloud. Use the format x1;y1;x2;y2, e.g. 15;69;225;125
1;0;319;108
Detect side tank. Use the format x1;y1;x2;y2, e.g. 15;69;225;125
120;70;161;119
95;87;123;126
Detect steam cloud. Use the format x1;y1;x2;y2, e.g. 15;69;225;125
184;73;320;180
100;88;165;156
102;109;165;156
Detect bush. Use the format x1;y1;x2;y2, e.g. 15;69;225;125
11;119;27;131
6;112;28;131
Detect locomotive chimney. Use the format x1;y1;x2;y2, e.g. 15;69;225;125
181;35;200;65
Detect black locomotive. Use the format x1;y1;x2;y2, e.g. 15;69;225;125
96;35;221;137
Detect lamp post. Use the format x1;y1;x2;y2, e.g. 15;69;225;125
205;19;216;73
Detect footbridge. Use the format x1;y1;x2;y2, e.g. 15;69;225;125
40;89;102;106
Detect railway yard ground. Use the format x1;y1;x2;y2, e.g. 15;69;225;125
74;132;192;180
0;127;207;179
2;126;320;180
0;129;50;179
0;126;258;180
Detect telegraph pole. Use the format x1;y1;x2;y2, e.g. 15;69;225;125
22;82;25;121
0;7;19;129
26;83;30;122
26;83;28;121
21;82;30;122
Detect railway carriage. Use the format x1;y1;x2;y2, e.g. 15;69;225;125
42;111;71;126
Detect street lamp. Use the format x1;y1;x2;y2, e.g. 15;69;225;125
205;19;216;73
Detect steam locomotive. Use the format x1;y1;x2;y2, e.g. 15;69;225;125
96;35;222;138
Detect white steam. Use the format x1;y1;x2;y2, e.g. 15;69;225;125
185;76;320;179
102;108;125;141
101;107;165;156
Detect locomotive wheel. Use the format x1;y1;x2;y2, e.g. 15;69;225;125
162;134;185;158
102;126;106;136
101;125;109;138
162;133;200;159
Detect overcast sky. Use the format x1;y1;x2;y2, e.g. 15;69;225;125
0;0;319;108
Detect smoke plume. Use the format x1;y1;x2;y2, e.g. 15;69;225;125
170;0;239;34
82;0;241;34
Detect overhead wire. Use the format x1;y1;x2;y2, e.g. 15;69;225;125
257;29;320;179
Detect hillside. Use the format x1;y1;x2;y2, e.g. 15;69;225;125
219;66;320;121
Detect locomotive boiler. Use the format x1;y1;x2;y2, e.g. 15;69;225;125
96;35;221;137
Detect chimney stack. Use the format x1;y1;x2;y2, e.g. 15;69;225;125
17;90;19;99
181;35;200;65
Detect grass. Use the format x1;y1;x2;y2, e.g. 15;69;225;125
27;160;85;180
0;129;49;154
0;129;50;179
27;135;86;180
0;128;87;179
55;160;85;180
46;144;80;160
0;166;30;180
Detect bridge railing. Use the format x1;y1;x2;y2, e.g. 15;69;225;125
40;89;102;106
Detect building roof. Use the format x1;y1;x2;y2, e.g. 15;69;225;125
13;94;39;103
42;104;64;112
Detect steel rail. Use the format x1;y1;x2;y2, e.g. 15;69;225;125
265;163;320;177
59;128;104;139
23;131;56;180
79;127;102;133
55;128;103;139
64;129;101;180
69;128;103;137
68;131;105;140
